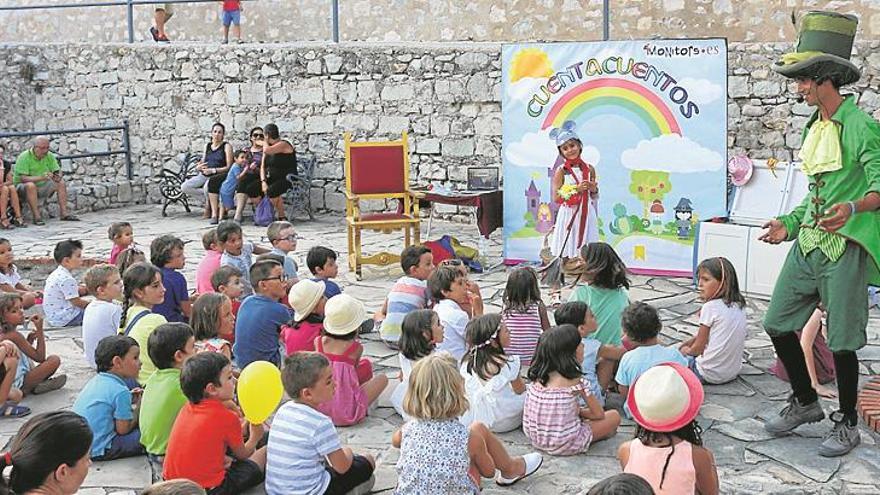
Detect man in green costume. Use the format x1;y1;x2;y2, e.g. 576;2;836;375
759;11;880;456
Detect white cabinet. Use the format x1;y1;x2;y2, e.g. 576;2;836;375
695;221;792;298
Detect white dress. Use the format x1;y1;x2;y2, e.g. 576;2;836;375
550;167;599;259
458;355;525;433
391;354;415;420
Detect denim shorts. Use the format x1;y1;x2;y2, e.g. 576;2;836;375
222;10;241;26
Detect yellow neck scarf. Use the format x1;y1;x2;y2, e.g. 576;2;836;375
798;120;842;176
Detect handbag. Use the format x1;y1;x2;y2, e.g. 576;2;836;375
254;197;274;226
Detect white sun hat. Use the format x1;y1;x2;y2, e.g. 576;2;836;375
323;294;366;336
288;279;326;322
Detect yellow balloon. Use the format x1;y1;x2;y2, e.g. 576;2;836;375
237;361;283;424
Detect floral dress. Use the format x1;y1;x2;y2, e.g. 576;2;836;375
396;419;477;495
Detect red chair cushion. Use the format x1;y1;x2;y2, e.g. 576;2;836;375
349;145;406;195
359;213;412;222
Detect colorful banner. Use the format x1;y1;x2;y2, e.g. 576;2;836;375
502;40;728;275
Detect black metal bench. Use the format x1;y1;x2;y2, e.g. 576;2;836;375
157;152;199;217
285;154;315;220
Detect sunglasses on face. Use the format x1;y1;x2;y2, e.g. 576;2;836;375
252;134;264;139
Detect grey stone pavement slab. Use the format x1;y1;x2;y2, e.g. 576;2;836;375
3;204;880;494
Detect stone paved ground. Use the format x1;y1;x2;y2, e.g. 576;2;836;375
4;204;880;494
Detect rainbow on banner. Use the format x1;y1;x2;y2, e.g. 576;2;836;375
540;78;681;136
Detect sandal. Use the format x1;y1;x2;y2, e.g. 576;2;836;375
32;374;67;395
12;217;26;228
495;452;543;486
34;219;45;226
0;219;12;230
0;402;31;418
60;215;80;221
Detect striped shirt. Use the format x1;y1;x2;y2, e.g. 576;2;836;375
378;276;428;343
502;303;543;366
798;227;846;262
266;401;341;495
523;379;593;456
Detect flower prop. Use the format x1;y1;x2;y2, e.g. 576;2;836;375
557;183;582;206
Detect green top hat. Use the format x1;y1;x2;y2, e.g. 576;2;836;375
772;11;860;86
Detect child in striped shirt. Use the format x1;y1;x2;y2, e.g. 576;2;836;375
377;246;434;349
266;352;375;495
523;325;620;456
501;267;549;366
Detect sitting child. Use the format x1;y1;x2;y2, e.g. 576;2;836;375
587;473;656;495
232;259;290;369
218;220;269;298
615;302;688;418
139;323;195;473
191;293;234;359
267;221;300;283
82;264;123;369
569;242;631;346
0;340;26;417
501;267;550;366
555;301;624;407
393;353;542;492
73;335;145;460
150;235;194;323
439;258;484;318
43;239;89;327
211;265;244;319
195;230;222;294
0;294;65;395
265;352;376;495
219;150;249;216
524;325;620;455
0;238;41;308
391;309;442;420
164;352;266;493
307;246;342;299
619;363;719;495
430;265;471;362
770;307;837;398
376;245;434;349
142;479;206;495
115;246;147;275
119;262;169;386
281;279;326;355
315;294;388;426
679;257;747;385
459;314;526;433
108;221;134;265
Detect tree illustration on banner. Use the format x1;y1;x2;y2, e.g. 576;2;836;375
629;170;672;219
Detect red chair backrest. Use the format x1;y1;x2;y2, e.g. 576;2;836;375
349;145;406;195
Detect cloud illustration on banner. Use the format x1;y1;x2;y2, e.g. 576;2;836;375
620;134;723;173
506;77;545;102
505;130;557;167
679;77;723;105
506;129;601;168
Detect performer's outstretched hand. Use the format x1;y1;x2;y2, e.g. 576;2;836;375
818;203;851;232
759;219;788;244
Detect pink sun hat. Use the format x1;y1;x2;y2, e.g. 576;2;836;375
727;155;754;187
627;362;704;433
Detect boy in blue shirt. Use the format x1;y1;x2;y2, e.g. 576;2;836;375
233;259;290;369
73;335;145;460
615;302;688;418
307;246;341;299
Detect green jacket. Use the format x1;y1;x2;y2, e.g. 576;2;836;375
778;95;880;285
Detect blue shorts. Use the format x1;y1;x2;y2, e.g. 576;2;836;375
94;428;145;461
686;355;706;384
222;10;241;26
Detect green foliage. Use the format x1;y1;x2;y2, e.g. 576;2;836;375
629;170;672;217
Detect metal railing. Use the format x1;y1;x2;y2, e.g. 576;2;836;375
0;0;341;43
0;121;134;180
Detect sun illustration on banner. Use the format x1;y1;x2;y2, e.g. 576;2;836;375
509;48;553;82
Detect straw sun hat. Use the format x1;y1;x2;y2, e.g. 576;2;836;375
288;279;325;322
323;294;366;336
627;362;704;433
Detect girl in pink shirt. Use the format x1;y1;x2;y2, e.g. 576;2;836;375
281;279;327;355
618;363;718;495
195;230;222;294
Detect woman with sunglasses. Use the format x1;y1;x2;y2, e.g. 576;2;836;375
232;127;265;223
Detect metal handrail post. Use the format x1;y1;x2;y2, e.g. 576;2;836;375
331;0;339;42
122;119;133;179
126;0;134;43
603;0;610;41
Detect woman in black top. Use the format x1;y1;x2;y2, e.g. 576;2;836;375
260;123;297;221
232;127;265;223
202;123;233;224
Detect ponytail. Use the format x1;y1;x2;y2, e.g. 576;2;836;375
119;262;161;330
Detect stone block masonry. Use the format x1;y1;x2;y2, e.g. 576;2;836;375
2;41;880;216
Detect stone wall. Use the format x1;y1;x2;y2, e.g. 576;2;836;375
2;0;879;43
1;40;880;215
